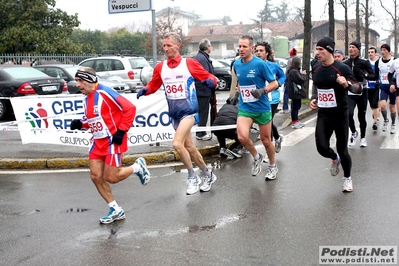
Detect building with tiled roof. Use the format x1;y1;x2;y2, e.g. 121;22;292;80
186;20;380;58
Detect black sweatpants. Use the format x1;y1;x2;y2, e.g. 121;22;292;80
214;129;241;150
348;90;368;138
270;103;280;141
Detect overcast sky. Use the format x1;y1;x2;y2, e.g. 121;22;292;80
55;0;389;39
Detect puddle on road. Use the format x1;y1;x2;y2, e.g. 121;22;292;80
77;213;246;243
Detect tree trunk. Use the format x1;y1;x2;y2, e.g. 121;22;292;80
356;0;361;41
303;0;312;98
329;0;335;38
365;0;370;58
344;0;349;56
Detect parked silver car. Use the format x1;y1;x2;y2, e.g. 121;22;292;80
34;64;130;94
78;51;153;92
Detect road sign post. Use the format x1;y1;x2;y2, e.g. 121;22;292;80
108;0;157;69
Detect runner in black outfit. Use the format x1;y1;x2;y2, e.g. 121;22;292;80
343;41;377;148
310;37;361;193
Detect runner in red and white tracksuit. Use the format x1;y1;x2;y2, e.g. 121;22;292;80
70;67;151;224
81;83;136;155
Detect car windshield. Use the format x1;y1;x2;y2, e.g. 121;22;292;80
275;58;287;68
4;67;49;79
212;60;225;68
129;58;151;69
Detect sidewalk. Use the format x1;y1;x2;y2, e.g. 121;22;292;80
0;105;316;169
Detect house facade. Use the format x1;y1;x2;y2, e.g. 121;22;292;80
186;20;380;59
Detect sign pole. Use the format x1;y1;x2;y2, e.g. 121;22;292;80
152;8;157;68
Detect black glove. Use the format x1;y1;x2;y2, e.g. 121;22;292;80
70;119;82;130
112;129;126;145
136;88;148;99
226;92;239;105
251;88;266;99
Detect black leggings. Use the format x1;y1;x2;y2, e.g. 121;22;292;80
270;103;280;140
315;110;352;178
348;90;368;138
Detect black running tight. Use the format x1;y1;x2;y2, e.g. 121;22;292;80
315;110;352;178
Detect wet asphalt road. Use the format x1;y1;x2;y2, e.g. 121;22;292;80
1;114;399;265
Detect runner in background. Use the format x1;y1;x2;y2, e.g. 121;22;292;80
366;46;380;130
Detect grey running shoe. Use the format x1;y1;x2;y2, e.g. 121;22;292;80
99;207;125;224
391;125;396;134
186;175;201;195
200;172;217;192
348;131;358;147
291;121;304;129
265;165;278;180
342;178;353;193
135;157;150;185
275;135;283;153
228;148;242;158
197;134;212;141
219;147;229;157
330;158;340;176
251;154;264;176
224;149;235;159
382;120;389;132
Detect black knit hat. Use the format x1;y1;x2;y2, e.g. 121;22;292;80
381;43;391;52
316;37;335;54
350;41;361;51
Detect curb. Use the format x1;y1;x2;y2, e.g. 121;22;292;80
0;108;316;170
0;145;220;170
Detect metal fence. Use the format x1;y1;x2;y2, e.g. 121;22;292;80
0;53;98;66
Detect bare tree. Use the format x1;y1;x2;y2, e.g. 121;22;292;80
356;0;361;41
379;0;398;57
362;0;371;57
338;0;350;55
329;0;335;38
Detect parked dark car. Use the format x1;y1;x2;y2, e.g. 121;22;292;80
212;60;232;91
0;65;67;120
34;64;130;94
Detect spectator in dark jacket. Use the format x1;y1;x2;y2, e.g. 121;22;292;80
212;97;242;159
194;38;216;141
287;56;307;129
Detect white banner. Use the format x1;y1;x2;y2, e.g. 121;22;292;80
8;92;177;147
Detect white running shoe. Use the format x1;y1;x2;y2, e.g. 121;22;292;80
360;138;367;147
348;131;358;147
342;178;353;193
391;125;396;134
251;154;264;176
200;172;217;192
186;175;201;195
265;166;278;180
382;120;389;132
